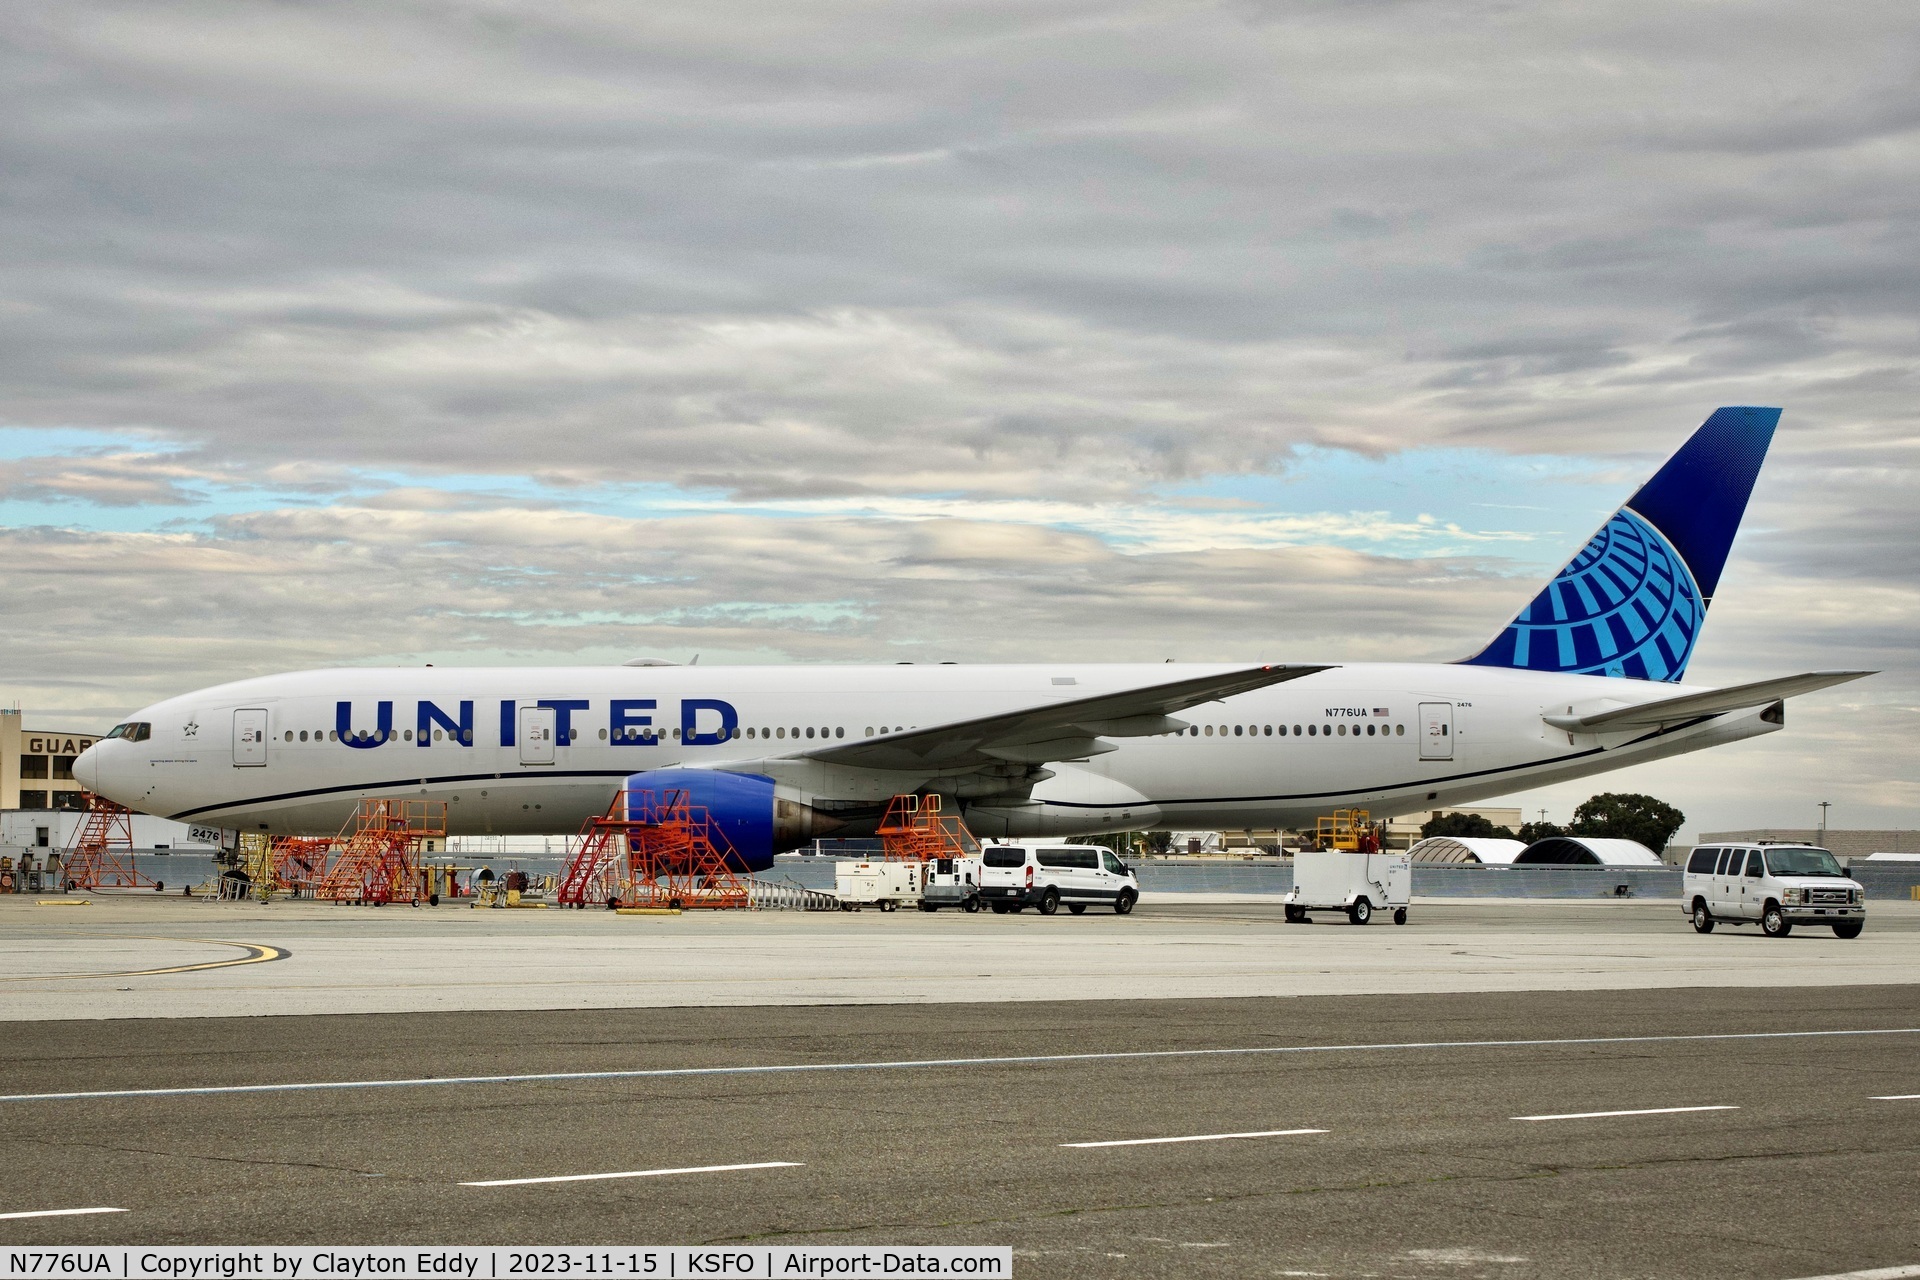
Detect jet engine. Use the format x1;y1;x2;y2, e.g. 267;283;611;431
622;768;841;871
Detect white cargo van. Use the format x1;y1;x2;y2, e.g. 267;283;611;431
978;842;1140;915
1682;843;1865;938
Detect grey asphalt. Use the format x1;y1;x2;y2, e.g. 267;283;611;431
3;985;1918;1279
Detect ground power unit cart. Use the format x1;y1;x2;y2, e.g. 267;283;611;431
1284;849;1411;925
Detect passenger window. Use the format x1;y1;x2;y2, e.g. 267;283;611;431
1102;852;1125;875
1715;849;1734;875
1688;848;1718;874
1746;854;1764;879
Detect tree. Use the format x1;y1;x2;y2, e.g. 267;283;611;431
1570;792;1685;852
1085;830;1151;859
1420;811;1516;840
1517;820;1565;843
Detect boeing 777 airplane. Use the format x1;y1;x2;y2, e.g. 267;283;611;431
76;407;1868;869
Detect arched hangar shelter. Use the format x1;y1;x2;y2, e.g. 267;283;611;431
1407;837;1527;864
1514;837;1662;866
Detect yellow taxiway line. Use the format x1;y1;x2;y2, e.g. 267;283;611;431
0;937;290;982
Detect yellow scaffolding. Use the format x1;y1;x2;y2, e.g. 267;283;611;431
1314;809;1372;852
237;833;277;901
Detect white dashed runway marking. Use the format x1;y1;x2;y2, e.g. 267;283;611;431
1512;1105;1737;1122
1063;1128;1328;1148
461;1161;801;1187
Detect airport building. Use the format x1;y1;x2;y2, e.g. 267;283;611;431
1701;828;1920;861
0;708;101;811
0;807;216;852
1162;807;1527;855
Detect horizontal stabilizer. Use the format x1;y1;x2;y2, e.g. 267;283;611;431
1542;670;1873;732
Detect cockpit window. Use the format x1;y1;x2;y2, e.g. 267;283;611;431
105;723;130;739
133;723;151;741
103;722;150;741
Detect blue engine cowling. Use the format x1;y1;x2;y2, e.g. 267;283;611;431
623;769;825;872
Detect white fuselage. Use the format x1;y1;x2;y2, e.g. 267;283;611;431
76;662;1778;844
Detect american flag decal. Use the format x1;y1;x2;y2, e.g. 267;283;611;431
1373;707;1390;716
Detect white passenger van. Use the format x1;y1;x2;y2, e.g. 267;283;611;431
1683;843;1865;938
978;842;1140;915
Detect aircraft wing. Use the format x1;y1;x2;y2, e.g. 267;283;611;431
796;664;1334;772
1542;670;1874;732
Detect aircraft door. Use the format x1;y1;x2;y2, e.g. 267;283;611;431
233;708;268;767
519;705;556;766
1418;702;1453;760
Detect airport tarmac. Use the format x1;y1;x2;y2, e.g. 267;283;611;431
2;986;1918;1277
4;896;1917;1277
1;895;1916;1021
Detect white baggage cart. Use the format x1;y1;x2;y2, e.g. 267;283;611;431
834;859;922;911
1284;849;1410;925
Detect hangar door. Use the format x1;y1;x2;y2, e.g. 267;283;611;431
233;708;268;767
519;705;556;765
1418;702;1453;761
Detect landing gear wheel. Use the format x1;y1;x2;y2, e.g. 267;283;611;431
1068;903;1087;915
1393;907;1407;926
1348;897;1372;925
1833;920;1864;939
1038;888;1060;916
1692;902;1715;933
1114;889;1137;915
1283;903;1306;924
1760;903;1792;937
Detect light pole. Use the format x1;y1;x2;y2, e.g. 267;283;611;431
1818;801;1831;848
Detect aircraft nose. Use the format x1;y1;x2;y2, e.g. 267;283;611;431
73;743;100;792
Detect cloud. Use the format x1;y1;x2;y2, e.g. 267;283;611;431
0;0;1916;834
0;451;213;506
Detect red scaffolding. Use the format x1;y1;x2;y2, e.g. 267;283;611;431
558;789;751;910
59;794;154;891
875;793;979;863
271;836;335;897
315;799;445;905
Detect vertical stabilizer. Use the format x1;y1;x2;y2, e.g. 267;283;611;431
1462;407;1779;682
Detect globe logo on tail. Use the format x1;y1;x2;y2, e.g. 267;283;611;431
1477;507;1704;681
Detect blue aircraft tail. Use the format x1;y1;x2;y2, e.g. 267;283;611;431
1461;406;1780;682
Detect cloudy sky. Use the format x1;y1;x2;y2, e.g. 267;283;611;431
3;1;1915;837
